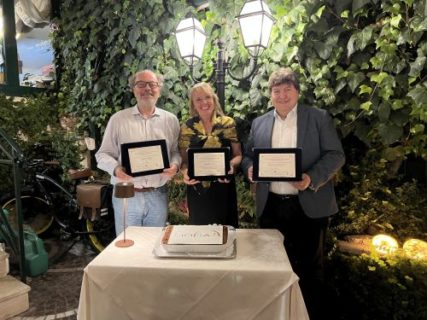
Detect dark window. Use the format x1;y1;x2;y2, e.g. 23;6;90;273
0;0;55;95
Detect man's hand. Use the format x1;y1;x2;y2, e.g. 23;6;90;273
291;173;311;191
114;166;132;181
247;166;253;183
162;164;179;179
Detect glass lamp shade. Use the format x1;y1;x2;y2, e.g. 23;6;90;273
237;0;275;57
175;17;207;66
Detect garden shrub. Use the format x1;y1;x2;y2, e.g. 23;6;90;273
326;252;427;320
332;148;427;242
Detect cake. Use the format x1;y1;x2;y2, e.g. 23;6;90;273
162;225;228;246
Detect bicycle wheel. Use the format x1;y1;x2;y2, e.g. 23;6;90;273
1;195;54;235
85;211;116;253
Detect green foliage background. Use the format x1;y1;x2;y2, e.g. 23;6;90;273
51;0;427;234
326;252;427;320
48;1;427;317
0;94;82;195
53;0;427;163
1;1;426;317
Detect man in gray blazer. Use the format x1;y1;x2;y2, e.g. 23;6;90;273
242;67;345;320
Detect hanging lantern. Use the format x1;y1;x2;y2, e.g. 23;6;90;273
175;16;207;66
237;0;275;57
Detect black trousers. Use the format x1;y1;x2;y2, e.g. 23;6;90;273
259;192;329;320
187;180;238;228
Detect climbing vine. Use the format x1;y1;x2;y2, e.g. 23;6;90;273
52;0;426;166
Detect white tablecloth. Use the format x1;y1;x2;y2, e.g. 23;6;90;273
77;227;308;320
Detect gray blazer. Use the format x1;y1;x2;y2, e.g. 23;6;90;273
241;105;345;218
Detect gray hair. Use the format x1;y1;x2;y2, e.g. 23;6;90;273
128;70;164;89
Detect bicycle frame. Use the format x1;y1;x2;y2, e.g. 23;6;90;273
34;172;78;230
35;173;75;203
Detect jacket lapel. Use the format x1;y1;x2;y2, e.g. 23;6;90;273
297;105;308;148
264;111;275;148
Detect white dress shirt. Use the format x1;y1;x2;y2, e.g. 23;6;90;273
269;105;298;195
95;105;181;188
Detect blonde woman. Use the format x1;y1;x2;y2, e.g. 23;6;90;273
179;82;241;227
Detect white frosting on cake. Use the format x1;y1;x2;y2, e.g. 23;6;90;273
166;225;223;245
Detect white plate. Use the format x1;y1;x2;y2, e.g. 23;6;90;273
153;226;236;259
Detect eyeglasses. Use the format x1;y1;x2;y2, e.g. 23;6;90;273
134;81;160;89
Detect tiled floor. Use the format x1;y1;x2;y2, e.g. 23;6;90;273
8;237;97;320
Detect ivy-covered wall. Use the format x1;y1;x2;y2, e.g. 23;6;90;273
49;0;427;253
2;2;425;317
53;0;427;168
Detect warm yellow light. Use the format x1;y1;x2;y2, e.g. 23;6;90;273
372;234;399;255
403;239;427;260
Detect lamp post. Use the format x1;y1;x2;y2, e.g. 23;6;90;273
175;0;275;108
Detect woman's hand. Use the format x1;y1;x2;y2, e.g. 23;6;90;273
182;168;200;185
217;161;235;183
217;177;230;183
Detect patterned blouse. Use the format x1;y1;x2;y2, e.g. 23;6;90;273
179;115;239;150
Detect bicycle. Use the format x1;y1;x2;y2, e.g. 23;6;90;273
0;158;116;253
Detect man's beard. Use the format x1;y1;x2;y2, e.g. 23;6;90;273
138;96;157;109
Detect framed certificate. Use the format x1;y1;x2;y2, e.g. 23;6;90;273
121;139;170;177
252;148;302;181
187;147;230;181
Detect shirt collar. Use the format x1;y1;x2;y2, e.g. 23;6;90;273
273;104;298;121
132;105;160;118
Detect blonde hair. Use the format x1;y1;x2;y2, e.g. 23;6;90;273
188;82;224;118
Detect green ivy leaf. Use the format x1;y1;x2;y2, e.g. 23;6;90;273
359;26;374;50
391;100;404;110
360;101;372;111
408;56;426;77
390;111;409;126
335;80;347;94
314;41;332;59
408;86;427;105
410;124;425;134
411;17;427;32
371;72;389;84
378;123;403;145
390;14;402;28
129;28;141;48
378;103;390;121
359;84;373;95
347;34;357;58
249;88;262;107
348;72;365;93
